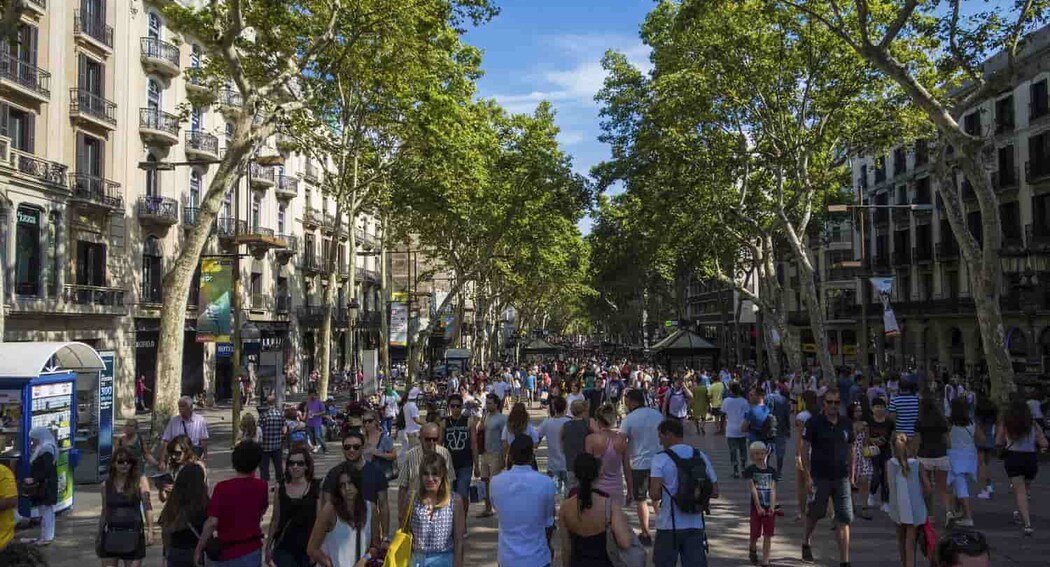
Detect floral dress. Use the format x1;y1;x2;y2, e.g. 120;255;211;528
854;425;874;478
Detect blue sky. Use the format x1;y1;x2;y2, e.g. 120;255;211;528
464;0;655;233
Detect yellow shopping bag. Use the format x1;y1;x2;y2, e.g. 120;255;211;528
383;490;415;567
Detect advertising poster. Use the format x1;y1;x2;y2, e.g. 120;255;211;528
390;301;408;347
197;257;233;342
870;277;901;337
97;352;115;480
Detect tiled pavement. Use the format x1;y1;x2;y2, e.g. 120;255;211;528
38;405;1050;566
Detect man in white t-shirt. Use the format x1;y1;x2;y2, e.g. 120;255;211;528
621;388;667;546
721;382;750;478
650;417;717;567
403;391;423;448
492;377;510;401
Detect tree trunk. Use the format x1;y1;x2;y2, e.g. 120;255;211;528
404;280;464;395
154;134;253;436
317;198;346;398
761;315;782;382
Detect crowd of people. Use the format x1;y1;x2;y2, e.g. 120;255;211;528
0;358;1036;567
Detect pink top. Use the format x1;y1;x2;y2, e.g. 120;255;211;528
595;433;624;505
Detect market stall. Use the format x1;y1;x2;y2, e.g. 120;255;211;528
650;329;720;373
521;338;566;362
0;342;105;517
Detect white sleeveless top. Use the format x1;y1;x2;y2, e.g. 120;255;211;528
322;501;372;566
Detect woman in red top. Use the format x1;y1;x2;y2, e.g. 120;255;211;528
195;442;268;566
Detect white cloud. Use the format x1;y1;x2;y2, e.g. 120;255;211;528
557;130;586;146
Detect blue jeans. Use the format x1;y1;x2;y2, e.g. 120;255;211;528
411;550;454;567
381;417;393;435
727;436;748;474
207;549;262;567
309;424;327;452
454;466;472;501
547;470;567;496
259;448;283;483
654;529;707;567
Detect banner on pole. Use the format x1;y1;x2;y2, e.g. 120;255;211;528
390;301;408;346
197;257;233;342
869;277;901;337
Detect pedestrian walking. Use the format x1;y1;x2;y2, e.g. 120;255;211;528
947;397;979;527
0;450;17;550
915;395;951;523
799;390;853;566
794;390;817;520
537;396;572;496
490;436;557;567
476;394;506;518
722;382;750;478
306;390;328;454
888;381;920;438
380;386;400;436
20;427;58;546
397;425;455;527
160;397;210;466
308;467;380;567
258;395;287;484
887;432;929;567
744;441;777;567
973;394;997;500
266;447;319;567
194;441;268;566
114;419;159;472
157;456;208;567
239;412;261;444
586;404;632;506
996;398;1049;536
562;400;592;496
662;375;693;424
135;375;151;413
442;394;478;519
766;383;791;473
649;417;717;567
501;402;540;455
691;377;709;436
558;453;635;567
849;403;874;520
866;397;894;513
96;447;153;566
404;390;424;450
620;388;664;546
408;452;464;567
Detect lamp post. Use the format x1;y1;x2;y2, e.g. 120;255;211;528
348;296;360;400
827;202;934;376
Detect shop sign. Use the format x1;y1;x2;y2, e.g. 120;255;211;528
16;209;38;225
135;339;156;349
97;352;115;479
217;343;234;358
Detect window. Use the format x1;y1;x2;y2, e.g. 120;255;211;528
1001;202;1022;242
76;240;106;287
147;78;161;111
278;204;286;234
997;145;1016;186
964;112;981;136
250;272;262;308
915;177;931;204
8;23;39;66
190;44;201;68
914;140;929;166
142;236;162;303
191;106;202;132
145;154;159;197
147;12;161;40
995;95;1015;132
15;206;40;296
251;193;261;229
78;54;104;96
1034;194;1050;237
967;211;982;247
188;265;201;307
189;169;202;208
81;0;105;27
896;184;907;205
1;103;36;153
225;122;233;141
76;133;104;178
1031;79;1048;120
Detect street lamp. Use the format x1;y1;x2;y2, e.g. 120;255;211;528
348;297;360;399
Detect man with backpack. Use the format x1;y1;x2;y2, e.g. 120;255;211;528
663;375;694;423
742;386;777;459
649;418;718;567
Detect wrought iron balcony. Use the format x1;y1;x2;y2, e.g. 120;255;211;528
305;161;319;182
300;253;322;273
303;208;322;228
9;150;67;187
276;174;298;198
140;37;180;76
136;196;179;225
356;267;380;284
185;130;219;159
183;206;201;229
70;88;117;128
74;11;113;49
216;217;246;239
218;89;243;109
64;284;125;311
26;0;45;12
249;162;275;188
892;249;912;266
1028;223;1050;251
140;285;163;305
68;173;122;210
357;310;382;329
0;53;50;100
139;107;180;145
275;234;298;261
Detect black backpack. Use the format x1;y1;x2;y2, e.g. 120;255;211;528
663;448;714;514
757;406;778;440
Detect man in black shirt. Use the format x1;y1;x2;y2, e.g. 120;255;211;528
584;376;608;418
800;391;854;567
442;393;478;518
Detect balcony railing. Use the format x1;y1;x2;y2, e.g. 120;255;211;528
892;208;910;225
303;208;321;227
27;0;45;10
1028;223;1050;250
68;173;122;209
64;284;124;308
74;11;113;48
183;206;200;228
10;149;67;186
300;254;322;272
276;234;298;254
185;130;219;155
216;217;246;237
136;196;179;223
892;249;911;266
244;225;275;239
139;107;179;135
140;37;179;67
356;267;380;283
305;161;318;182
249;162;275;184
357;310;382;329
0;53;50;97
70;88;117;125
276;174;298;197
140;286;163;304
218;89;242;108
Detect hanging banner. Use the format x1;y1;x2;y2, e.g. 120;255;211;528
97;352;115;480
197;257;233;343
870;277;901;337
390;301;408;347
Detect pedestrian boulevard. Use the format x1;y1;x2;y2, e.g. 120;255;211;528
37;405;1050;566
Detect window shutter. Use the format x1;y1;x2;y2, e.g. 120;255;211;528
0;103;9;139
76;132;87;174
25;112;34;154
28;26;37;66
77;53;86;90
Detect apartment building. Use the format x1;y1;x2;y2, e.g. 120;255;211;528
685;276;758;368
0;1;383;417
783;26;1050;378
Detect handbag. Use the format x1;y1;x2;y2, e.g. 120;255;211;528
99;524;140;556
383;489;415;567
604;498;646;567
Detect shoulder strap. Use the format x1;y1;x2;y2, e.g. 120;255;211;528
400;488;415;533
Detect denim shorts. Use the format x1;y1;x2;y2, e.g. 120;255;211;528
454;466;472;501
807;477;853;525
207;549;262;567
412;550;453;567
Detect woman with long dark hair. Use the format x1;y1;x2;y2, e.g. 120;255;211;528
558;453;633;566
973;394;998;499
996;399;1049;536
915;395;951;522
308;467;379;566
158;453;208;567
501;402;539;451
97;447;153;566
409;452;463;567
266;447;319;567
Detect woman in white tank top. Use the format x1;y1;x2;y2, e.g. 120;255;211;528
308;467;379;566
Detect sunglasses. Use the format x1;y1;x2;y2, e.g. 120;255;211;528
825;399;841;405
343;444;363;451
422;437;439;442
449;404;462;409
288;460;307;467
115;459;133;465
362;419;375;424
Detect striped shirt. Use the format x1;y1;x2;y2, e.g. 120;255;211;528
397;445;455;493
888;394;920;435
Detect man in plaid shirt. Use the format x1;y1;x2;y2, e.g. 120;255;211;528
258;395;286;483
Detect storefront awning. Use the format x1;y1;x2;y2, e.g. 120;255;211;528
0;341;105;378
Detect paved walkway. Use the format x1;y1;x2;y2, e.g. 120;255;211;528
35;404;1050;566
